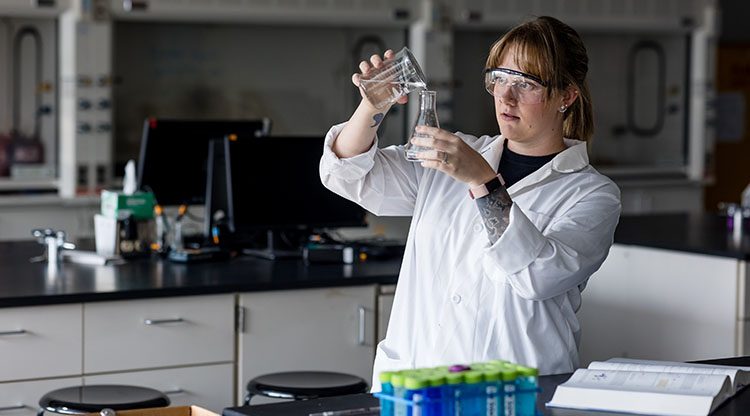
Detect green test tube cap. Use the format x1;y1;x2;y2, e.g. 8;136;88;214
464;371;484;384
500;366;518;382
445;372;464;385
426;374;446;387
391;373;405;388
380;371;396;384
514;365;539;377
483;368;503;382
405;376;429;390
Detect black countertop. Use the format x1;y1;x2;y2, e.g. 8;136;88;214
1;213;748;308
0;241;401;308
223;356;750;416
616;213;750;260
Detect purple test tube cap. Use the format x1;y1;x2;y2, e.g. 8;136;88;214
449;365;471;373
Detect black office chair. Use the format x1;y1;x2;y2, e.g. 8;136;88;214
244;371;369;405
38;385;170;415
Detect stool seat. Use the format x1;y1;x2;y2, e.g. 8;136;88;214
39;385;170;415
245;371;368;403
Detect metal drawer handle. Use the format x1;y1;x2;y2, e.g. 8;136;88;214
0;329;26;336
163;388;186;395
0;405;27;412
357;306;366;346
144;318;184;325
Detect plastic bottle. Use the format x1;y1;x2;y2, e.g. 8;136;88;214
460;371;486;416
404;376;428;416
392;373;407;416
483;368;504;416
424;374;446;416
444;372;464;416
500;365;518;416
742;182;750;209
379;371;395;416
153;204;169;254
513;365;538;416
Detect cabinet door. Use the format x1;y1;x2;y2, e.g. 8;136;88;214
0;377;82;416
579;245;740;365
377;285;395;344
238;285;377;403
84;294;235;373
84;363;233;413
0;304;82;382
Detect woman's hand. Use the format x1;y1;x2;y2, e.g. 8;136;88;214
352;49;408;109
411;126;497;187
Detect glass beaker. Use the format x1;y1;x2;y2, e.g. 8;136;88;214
359;47;427;110
405;90;439;162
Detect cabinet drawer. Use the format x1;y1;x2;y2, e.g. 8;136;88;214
0;304;82;382
0;377;82;416
84;294;234;373
84;363;233;413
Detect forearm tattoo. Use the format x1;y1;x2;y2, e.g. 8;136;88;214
370;113;384;127
475;185;513;245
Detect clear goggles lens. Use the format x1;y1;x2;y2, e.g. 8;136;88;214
484;68;547;104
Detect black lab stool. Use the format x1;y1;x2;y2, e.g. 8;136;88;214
38;385;170;415
244;371;368;404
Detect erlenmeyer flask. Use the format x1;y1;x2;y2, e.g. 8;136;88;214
404;90;439;162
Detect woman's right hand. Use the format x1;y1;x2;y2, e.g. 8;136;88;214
353;49;409;110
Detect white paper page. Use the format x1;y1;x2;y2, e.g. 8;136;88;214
565;369;729;397
598;358;750;392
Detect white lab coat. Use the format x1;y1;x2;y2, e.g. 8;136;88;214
319;122;621;391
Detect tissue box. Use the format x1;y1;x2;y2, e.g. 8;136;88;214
101;190;156;220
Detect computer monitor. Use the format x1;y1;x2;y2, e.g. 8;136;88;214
137;118;271;206
224;135;367;256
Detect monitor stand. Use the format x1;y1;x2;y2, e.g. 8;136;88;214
242;230;302;260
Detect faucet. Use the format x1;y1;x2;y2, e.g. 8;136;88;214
31;228;76;264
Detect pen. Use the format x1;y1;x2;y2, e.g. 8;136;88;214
308;406;380;416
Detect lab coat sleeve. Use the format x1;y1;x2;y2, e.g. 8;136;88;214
319;122;421;216
482;180;621;301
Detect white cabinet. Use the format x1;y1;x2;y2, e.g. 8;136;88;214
0;377;82;416
84;363;233;413
237;285;378;403
0;295;235;412
83;294;235;373
82;294;236;410
578;245;744;366
0;304;82;382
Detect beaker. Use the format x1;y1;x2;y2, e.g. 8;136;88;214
405;90;439;162
359;47;427;110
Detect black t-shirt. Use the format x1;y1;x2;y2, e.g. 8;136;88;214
498;139;559;188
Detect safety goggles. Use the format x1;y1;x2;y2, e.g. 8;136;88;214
484;67;547;104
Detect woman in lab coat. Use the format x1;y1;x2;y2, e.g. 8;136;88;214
320;16;621;390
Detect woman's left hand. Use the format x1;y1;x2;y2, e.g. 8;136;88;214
411;125;497;187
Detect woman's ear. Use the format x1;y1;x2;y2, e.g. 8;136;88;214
562;85;579;108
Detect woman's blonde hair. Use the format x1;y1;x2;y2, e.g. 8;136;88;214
485;16;594;141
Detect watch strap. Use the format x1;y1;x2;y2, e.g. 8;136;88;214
469;174;505;200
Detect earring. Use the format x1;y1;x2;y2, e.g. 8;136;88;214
558;105;568;113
